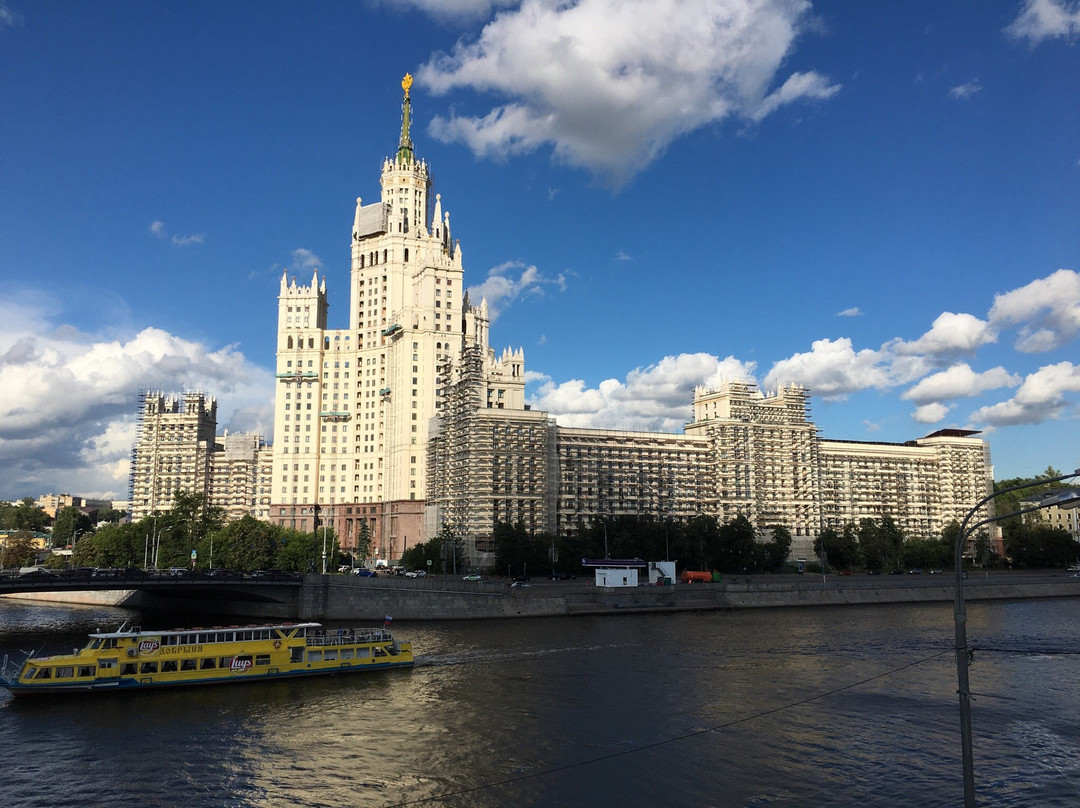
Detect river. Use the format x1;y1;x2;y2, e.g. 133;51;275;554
1;596;1078;807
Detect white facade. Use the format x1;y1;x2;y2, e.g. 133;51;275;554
269;76;509;562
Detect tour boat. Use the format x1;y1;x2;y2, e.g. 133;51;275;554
0;620;412;696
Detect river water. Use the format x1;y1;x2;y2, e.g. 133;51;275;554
1;596;1079;807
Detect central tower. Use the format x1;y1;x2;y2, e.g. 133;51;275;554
270;76;505;563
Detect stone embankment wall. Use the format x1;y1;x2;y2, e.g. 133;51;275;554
7;575;1077;621
294;574;1080;622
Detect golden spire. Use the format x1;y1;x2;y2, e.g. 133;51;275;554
398;74;414;163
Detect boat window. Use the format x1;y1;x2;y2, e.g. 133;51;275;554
103;638;118;649
241;631;254;641
325;650;338;662
290;647;303;663
161;661;178;672
307;650;322;662
340;648;354;660
357;648;371;659
37;667;51;679
180;659;197;671
198;633;211;644
374;646;387;657
139;662;158;674
258;630;271;640
78;666;94;677
98;658;117;670
219;657;232;668
200;658;216;670
23;667;38;680
88;639;102;650
121;664;136;675
55;667;74;679
255;654;271;666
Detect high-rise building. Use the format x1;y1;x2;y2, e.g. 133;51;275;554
268;74;518;563
130;391;269;522
427;378;996;568
130;392;218;519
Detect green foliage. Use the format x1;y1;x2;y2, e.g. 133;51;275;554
72;521;146;568
814;525;861;570
1;531;37;568
0;499;50;532
354;519;372;563
759;525;793;572
1004;524;1080;569
401;524;467;574
51;505;93;548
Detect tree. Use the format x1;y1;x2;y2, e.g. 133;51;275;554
815;524;861;571
1;530;37;568
714;515;758;573
72;521;146;568
354;519;372;563
0;498;50;533
761;525;792;572
1004;524;1080;569
52;505;93;548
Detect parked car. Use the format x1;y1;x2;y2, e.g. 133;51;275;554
550;572;575;581
353;568;377;577
404;570;420;578
510;581;530;588
19;566;56;577
462;574;482;581
929;568;944;575
908;568;923;575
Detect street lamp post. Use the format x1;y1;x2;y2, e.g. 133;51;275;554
954;467;1080;808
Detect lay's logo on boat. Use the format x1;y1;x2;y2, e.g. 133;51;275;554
138;639;160;654
230;657;253;674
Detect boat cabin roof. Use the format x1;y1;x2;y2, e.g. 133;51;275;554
89;622;323;639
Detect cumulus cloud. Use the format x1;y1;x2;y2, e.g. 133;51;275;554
467;260;565;319
417;0;839;183
901;363;1020;405
893;311;996;357
912;402;951;424
1006;0;1080;44
530;352;756;431
989;268;1080;352
968;361;1080;426
837;307;862;317
763;337;926;399
0;293;273;500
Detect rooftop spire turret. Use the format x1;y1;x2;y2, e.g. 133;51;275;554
397;73;414;164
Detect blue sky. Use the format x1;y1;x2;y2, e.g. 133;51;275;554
1;0;1078;501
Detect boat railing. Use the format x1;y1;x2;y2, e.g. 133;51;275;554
305;628;394;647
1;653;25;685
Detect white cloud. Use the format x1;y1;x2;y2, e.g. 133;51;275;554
893;311;996;357
912;402;951;424
837;307;862;317
1006;0;1080;44
467;260;565;319
530;352;756;431
969;361;1080;426
0;293;273;500
988;268;1080;352
948;79;982;100
418;0;839;183
763;337;915;399
901;363;1020;405
149;220;205;247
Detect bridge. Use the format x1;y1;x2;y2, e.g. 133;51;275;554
0;569;304;619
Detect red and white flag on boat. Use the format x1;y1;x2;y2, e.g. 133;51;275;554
384;615;392;627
